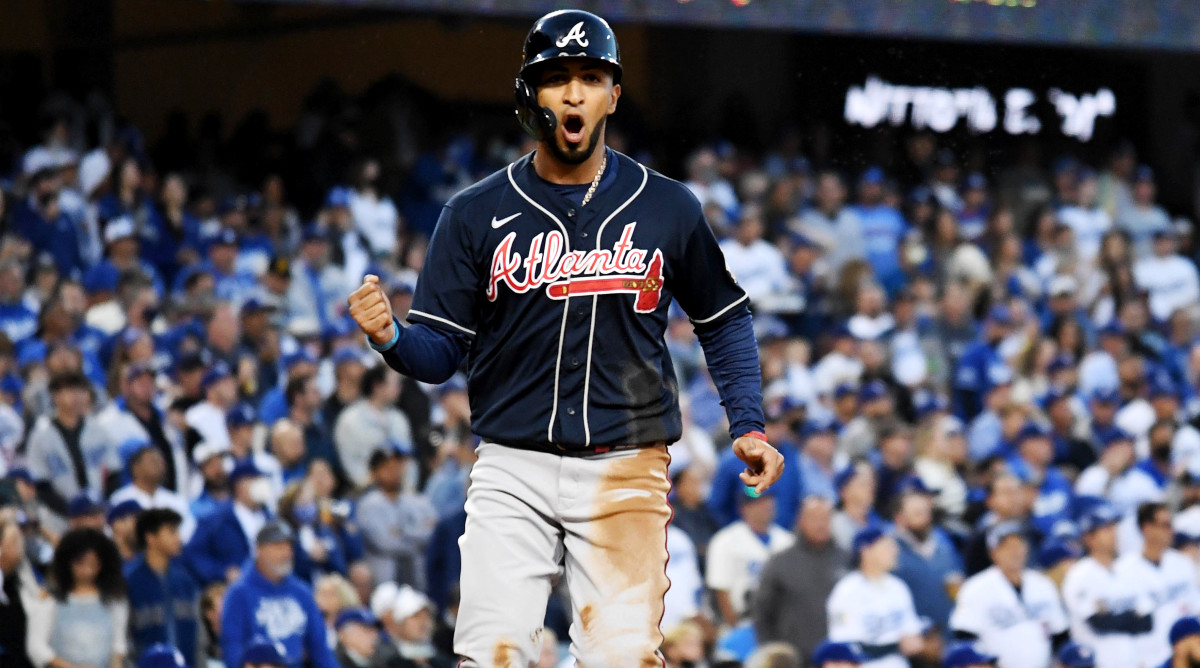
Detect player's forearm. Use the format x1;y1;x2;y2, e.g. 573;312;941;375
695;309;765;439
372;319;468;384
1086;610;1153;634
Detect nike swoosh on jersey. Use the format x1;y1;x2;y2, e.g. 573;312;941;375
491;213;522;229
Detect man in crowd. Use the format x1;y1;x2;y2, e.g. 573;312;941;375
950;521;1069;667
221;521;337;668
185;461;271;584
111;439;196;540
754;496;848;661
357;444;436;588
126;508;202;667
706;487;794;628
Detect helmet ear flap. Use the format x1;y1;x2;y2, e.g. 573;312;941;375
514;76;556;141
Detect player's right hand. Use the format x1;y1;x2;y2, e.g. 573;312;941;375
348;274;396;345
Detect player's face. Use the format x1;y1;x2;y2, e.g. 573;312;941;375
535;60;620;165
990;535;1028;574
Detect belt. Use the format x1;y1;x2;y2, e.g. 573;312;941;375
510;441;666;458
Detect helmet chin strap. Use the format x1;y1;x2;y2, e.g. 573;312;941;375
514;77;557;141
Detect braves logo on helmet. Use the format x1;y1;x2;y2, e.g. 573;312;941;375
487;222;664;313
555;22;589;48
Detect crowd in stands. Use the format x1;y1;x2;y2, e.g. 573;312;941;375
3;74;1200;668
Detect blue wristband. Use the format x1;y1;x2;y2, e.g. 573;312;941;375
367;318;401;351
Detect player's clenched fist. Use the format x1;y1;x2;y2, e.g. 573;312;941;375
733;434;785;495
348;275;396;345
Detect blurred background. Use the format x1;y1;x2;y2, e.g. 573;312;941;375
2;2;1200;668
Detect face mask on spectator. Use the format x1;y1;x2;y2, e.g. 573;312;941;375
249;478;274;506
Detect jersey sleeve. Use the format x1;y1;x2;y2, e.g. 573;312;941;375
1038;576;1070;635
826;580;863;642
1062;565;1101;619
947;580;987;635
408;204;481;337
671;212;749;329
703;530;738;590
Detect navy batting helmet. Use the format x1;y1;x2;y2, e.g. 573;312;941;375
514;10;622;140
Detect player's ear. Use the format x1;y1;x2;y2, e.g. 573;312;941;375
608;83;620;115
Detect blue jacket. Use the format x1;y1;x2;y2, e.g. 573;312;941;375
426;510;466;613
183;503;253;585
125;555;201;667
220;564;337;668
708;440;803;530
953;340;1007;421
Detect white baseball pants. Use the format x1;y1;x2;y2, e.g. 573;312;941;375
454;442;672;668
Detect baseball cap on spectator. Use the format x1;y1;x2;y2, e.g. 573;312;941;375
239;298;275;318
1170;616;1200;646
212;228;238;247
6;467;33;484
835;462;871;492
1153;227;1175;241
226;403;257;429
895;475;933;498
1038;538;1082;569
801;415;837;439
103;216;136;245
201;361;233;389
788;232;818;250
242;636;287;667
860;166;885;185
832;323;856;341
335;608;378;631
192;441;230;467
985;304;1013;326
302;224;328;243
388;276;415;295
124;361;155;382
1098;321;1125;338
106;499;143;524
1149;378;1179;400
1079;505;1121;534
1048;275;1078;298
1090;387;1120;405
1047;355;1075;375
1099;427;1135;449
1014;423;1050;446
858;380;889;403
942;643;997;668
914;391;948;419
82;262;120;294
986;520;1026;551
436;374;468;397
1056;642;1095;668
812;640;867;665
137;644;187;668
325;186;353;209
368;442;412;471
323;315;358;340
119;437;155;471
370;582;401;620
229;460;265;487
256;520;294;547
216;196;247;217
281;350;317;372
332;348;364;368
1134;165;1155;184
392;585;435;622
0;373;24;399
852;526;888;557
67;492;105;519
833;383;857;400
963;173;987;191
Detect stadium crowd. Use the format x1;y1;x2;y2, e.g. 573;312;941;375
1;77;1200;668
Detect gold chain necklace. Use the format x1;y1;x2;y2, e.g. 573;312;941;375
581;153;607;208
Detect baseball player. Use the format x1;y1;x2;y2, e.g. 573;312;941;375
347;9;784;667
1117;503;1200;667
949;521;1069;668
826;527;925;667
1062;505;1155;668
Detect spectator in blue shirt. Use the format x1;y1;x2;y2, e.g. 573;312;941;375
850;166;909;295
1008;423;1074;536
954;305;1015;422
126;508;202;667
221;521;337;668
0;260;38;345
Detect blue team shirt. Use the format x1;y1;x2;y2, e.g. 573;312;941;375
399;149;754;450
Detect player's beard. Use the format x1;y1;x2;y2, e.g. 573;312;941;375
548;115;606;166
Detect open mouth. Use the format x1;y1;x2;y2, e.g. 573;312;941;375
561;114;585;144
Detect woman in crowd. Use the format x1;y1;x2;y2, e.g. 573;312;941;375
27;528;128;668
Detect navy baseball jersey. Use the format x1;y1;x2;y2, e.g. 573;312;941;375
405;147;750;450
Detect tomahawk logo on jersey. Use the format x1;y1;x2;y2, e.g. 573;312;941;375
407;147;748;451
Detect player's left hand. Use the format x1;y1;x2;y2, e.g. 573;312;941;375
733;434;784;495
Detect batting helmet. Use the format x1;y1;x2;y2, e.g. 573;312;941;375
514;9;622;140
